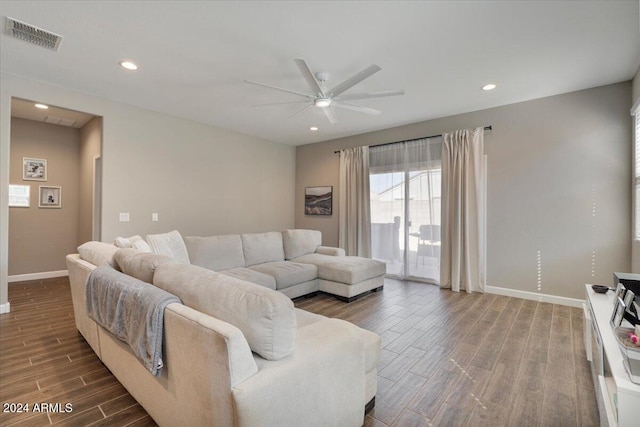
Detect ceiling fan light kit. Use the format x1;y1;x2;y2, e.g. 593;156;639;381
314;98;331;108
245;59;404;124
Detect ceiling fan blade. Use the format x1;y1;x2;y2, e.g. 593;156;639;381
323;106;338;124
244;80;312;99
295;59;324;96
327;64;381;97
335;89;405;101
333;101;381;116
252;100;309;107
287;103;314;119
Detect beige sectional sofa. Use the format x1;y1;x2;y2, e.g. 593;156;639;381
183;229;385;301
66;229;384;426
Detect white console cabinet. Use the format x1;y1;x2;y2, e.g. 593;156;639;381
585;285;640;426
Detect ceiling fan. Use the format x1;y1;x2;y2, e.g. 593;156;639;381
244;59;404;124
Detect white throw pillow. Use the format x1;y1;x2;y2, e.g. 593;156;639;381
131;236;152;253
114;236;132;248
146;230;190;264
114;235;152;253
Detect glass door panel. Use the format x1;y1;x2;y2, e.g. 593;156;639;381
370;172;406;277
407;169;441;282
370;137;442;283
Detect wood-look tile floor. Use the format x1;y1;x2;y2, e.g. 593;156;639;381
295;279;599;427
0;277;599;426
0;277;155;426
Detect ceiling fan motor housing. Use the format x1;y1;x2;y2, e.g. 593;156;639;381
315;72;330;83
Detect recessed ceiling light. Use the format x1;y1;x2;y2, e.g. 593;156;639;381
119;60;138;71
310;126;319;131
34;103;49;109
482;83;497;91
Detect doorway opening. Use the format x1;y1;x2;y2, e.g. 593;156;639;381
8;98;103;282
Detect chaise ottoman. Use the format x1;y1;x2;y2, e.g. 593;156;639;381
292;254;386;302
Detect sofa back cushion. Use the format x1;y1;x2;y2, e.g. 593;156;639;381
114;248;173;283
153;263;296;360
146;230;190;264
241;232;285;267
78;241;119;268
183;235;245;271
282;229;322;260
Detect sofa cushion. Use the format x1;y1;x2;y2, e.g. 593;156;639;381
295;308;324;328
282;229;321;260
360;327;381;373
250;261;318;290
146;230;190;264
184;235;245;271
114;248;173;283
241;232;285;267
293;254;386;285
78;241;119;268
315;246;346;257
292;308;379;373
221;268;276;290
153;263;296;361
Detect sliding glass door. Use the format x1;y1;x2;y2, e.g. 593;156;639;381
370;137;442;283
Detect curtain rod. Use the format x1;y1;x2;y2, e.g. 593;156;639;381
333;125;492;154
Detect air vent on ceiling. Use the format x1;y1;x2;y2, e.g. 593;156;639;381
44;116;77;127
5;17;62;51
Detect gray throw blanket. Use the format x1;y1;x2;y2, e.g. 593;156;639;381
86;266;181;376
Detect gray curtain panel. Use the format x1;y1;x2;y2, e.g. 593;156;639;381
339;146;372;257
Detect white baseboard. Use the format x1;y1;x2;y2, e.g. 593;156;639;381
0;302;10;314
485;285;584;308
8;270;68;283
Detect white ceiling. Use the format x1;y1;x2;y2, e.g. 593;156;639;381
11;98;95;128
1;1;638;146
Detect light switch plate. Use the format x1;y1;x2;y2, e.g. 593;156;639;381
152;213;159;222
119;212;130;222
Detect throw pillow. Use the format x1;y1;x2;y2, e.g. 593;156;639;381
146;230;190;264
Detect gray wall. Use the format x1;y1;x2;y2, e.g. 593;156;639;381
296;82;632;299
78;116;102;244
0;72;296;309
633;66;640;106
9;118;81;275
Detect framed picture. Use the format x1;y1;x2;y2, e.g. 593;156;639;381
39;186;61;208
23;158;47;181
624;290;636;309
611;296;627;327
8;184;30;207
615;282;626;302
305;186;332;215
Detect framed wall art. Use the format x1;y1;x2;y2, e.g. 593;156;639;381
305;186;332;215
611;296;627;328
23;158;47;181
8;185;30;207
39;186;62;208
